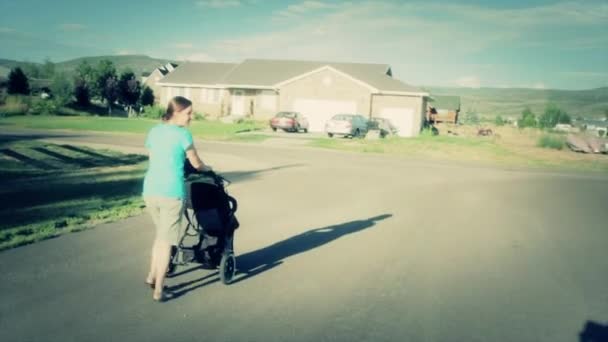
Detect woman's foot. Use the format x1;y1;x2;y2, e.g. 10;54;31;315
153;290;171;302
145;277;155;289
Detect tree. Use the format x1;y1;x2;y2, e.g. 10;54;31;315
73;61;95;106
102;76;119;115
7;67;30;95
140;86;155;107
519;107;536;128
495;115;506;126
21;63;41;79
74;78;91;106
95;60;118;114
50;72;73;107
42;58;55;79
539;103;571;128
117;70;141;116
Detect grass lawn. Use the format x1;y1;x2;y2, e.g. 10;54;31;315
310;124;608;173
0;115;269;142
0;138;148;251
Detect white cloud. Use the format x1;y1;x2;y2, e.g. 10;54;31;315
173;42;194;49
59;23;86;31
196;0;241;8
532;82;546;89
274;1;340;20
115;49;135;56
453;76;481;88
176;52;215;62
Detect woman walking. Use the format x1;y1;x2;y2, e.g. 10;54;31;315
143;96;209;302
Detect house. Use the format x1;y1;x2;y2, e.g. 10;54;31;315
157;59;430;137
427;95;460;124
141;62;178;104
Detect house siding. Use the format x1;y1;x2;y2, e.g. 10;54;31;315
371;94;426;136
279;68;372;115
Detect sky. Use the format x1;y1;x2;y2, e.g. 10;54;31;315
1;0;607;90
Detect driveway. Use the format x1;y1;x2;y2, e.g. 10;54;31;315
1;128;607;342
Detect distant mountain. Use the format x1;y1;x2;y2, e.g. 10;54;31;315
426;86;608;119
0;55;174;78
55;55;174;76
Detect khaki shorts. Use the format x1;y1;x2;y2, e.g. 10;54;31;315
144;196;185;245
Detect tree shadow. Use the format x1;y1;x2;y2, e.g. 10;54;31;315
0;169;146;231
0;148;59;169
0;133;83;145
31;146;96;168
57;144;123;165
167;214;392;300
580;320;608;342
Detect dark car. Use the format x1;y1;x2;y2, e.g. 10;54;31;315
369;117;398;138
269;111;309;133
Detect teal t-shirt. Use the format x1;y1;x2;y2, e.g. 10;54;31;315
143;123;194;199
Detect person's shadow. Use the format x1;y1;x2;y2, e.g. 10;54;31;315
168;214;392;298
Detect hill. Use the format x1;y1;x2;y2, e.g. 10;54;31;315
426;86;608;119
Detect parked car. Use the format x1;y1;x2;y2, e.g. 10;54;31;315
269;111;309;133
369;117;398;138
325;114;369;138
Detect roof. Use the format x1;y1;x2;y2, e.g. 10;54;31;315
158;59;426;95
159;62;238;85
430;95;461;110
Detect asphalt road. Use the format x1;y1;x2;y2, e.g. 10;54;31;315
1;128;607;342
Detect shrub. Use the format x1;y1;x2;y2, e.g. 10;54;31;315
495;115;506;126
0;95;30;115
537;134;565;150
142;105;164;119
29;98;57;115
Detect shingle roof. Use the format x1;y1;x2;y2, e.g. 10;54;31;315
158;59;426;94
159;62;238;85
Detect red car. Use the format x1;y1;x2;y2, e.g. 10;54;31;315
269;112;309;133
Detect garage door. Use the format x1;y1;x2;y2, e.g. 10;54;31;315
379;107;415;137
293;99;357;132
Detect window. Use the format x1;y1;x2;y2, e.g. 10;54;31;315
201;88;220;104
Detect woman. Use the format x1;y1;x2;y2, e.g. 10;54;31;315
143;96;209;302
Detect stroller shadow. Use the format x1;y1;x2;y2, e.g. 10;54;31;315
232;214;392;284
167;214;391;299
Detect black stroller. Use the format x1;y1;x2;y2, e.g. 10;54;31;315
167;162;240;284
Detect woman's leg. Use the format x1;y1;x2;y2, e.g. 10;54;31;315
152;198;184;300
145;198;161;285
146;239;158;284
153;239;172;299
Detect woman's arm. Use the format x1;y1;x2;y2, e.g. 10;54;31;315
185;145;209;171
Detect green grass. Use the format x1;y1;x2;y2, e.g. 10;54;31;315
0;139;148;251
1;115;269;141
309;128;608;173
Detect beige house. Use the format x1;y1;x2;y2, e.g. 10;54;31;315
142;62;178;104
157;59;429;137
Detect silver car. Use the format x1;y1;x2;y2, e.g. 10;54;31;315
325;114;369;138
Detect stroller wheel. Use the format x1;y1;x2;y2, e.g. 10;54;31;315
220;253;236;285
